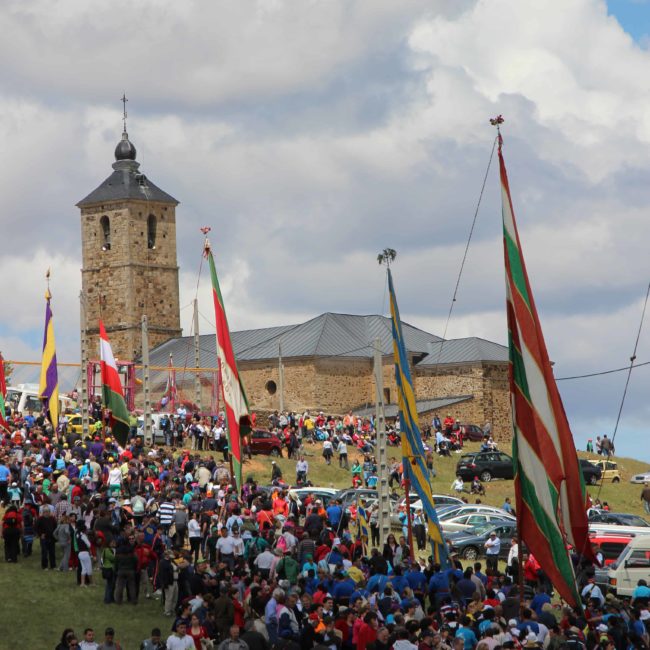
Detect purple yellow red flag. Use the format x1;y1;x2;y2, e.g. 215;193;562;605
38;285;59;430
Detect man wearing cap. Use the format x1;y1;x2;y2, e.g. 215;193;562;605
484;530;501;573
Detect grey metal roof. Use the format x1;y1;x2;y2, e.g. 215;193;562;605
416;337;508;366
352;395;473;419
148;312;442;368
77;157;178;207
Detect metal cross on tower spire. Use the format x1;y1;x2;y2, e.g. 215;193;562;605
121;93;128;133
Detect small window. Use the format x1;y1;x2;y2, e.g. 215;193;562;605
147;214;157;249
100;215;111;251
383;388;390;403
265;380;277;395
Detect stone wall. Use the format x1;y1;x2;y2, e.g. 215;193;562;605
139;355;512;443
80;199;182;361
414;362;512;442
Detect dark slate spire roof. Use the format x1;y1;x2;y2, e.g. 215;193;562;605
77;131;178;207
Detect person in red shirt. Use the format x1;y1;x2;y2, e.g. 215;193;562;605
357;612;379;650
2;505;23;562
273;493;289;518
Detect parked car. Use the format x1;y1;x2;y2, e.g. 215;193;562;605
333;488;402;509
579;459;602;485
250;429;283;456
66;413;85;435
456;451;515;482
447;521;517;560
290;487;338;507
588;510;650;527
460;424;487;442
442;511;515;530
630;471;650;485
607;536;650;597
398;494;465;511
589;459;621;483
438;504;513;522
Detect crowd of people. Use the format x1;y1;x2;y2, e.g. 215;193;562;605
1;405;650;650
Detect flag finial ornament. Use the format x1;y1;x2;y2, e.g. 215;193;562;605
45;268;52;300
202;227;212;258
490;115;504;149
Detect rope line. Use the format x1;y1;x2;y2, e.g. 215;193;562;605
595;281;650;499
435;135;498;364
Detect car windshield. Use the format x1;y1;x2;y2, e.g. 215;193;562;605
618;515;649;527
467;524;495;537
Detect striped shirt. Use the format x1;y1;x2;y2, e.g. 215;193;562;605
158;501;176;526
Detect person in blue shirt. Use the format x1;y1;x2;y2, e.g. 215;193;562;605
326;501;342;528
349;587;369;605
473;562;488;585
632;579;650;604
455;616;477;650
389;567;409;596
367;572;389;594
406;565;427;594
530;585;551;616
332;573;355;600
502;497;513;514
0;459;12;505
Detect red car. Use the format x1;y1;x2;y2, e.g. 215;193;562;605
250;429;283;456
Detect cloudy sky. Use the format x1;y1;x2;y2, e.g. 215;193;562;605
1;0;649;460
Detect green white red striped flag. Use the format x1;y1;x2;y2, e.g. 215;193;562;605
206;243;251;490
0;352;8;430
99;320;131;447
500;136;594;608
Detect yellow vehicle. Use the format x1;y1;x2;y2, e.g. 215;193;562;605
589;459;622;483
66;414;84;434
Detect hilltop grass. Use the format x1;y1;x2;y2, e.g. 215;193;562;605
1;441;648;647
245;440;650;517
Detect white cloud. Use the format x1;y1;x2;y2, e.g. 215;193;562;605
1;0;650;456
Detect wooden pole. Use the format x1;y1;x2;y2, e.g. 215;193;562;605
404;474;415;562
374;337;390;548
193;299;202;412
142;316;152;445
79;291;90;438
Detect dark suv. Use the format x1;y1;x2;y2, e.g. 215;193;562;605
579;459;602;485
456;451;515;482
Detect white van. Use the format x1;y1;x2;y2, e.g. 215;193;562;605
607;535;650;597
5;384;72;418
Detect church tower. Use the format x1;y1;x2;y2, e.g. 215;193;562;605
77;118;182;361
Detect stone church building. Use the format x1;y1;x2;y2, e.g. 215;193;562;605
78;127;512;438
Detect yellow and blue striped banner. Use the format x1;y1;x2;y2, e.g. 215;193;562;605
388;268;448;567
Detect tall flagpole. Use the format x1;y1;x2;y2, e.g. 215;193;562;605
193;299;202;412
80;291;90;438
374;337;390;548
142;315;152;444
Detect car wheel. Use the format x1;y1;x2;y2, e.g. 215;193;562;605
463;546;479;561
270;448;281;457
480;471;492;483
612;477;620;483
589;474;599;485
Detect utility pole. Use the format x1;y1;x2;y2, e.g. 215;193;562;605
278;340;284;413
141;315;152;444
374;337;391;547
79;291;90;438
193;299;202;411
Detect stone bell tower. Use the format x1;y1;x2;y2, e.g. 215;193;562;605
77;115;182;361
